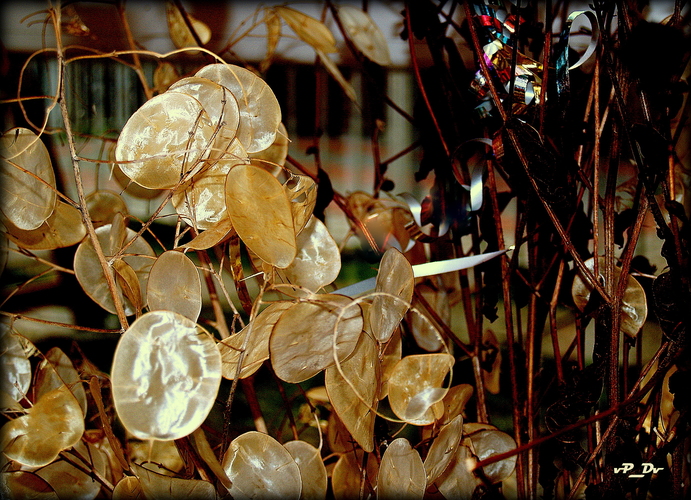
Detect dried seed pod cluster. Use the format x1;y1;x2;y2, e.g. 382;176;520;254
116;63;282;231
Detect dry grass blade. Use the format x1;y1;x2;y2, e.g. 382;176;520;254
113;258;144;315
377;438;426;499
0;127;57;231
222;431;301;500
262;9;282;72
147;250;202;322
179;218;233;250
326;332;379;452
270;294;363;383
108;213;128;256
110;311;222;440
315;49;358;104
191;427;232;489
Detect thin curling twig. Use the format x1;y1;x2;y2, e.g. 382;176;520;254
52;3;129;330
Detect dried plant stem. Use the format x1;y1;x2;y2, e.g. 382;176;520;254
286;154;380;253
327;0;415;125
89;377;130;472
413;288;472;358
525;288;538;498
404;3;450;158
456;263;489;422
464;0;607;305
0;310;120;333
592;52;602;266
538;0;552;136
270;367;300;441
566;414;618;500
9;248;75;274
486;159;525;496
1;267;62;309
174;436;214;484
226;233;254;316
548;259;566;384
59;449;114;492
458;269;478;342
504;2;521;117
53;6;129;330
510;126;609;300
474;403;620;473
604;129;621;410
381;140;421;168
241;376;268;434
478;336;673;478
117;0;152;101
568;339;672;498
372;122;384;197
471;356;489;423
203;247;267;443
223;285;268;452
195;247;232;339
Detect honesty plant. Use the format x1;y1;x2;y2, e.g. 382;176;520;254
1;1;688;499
